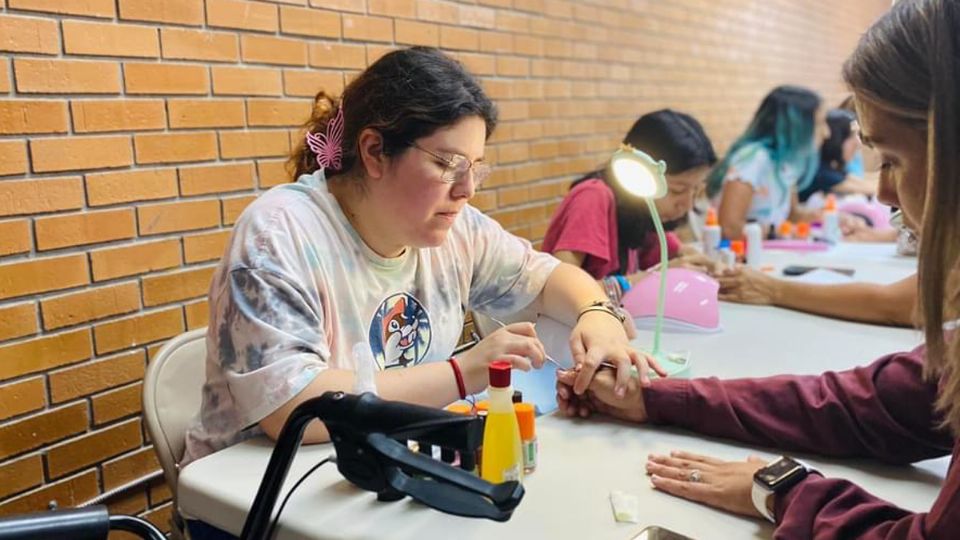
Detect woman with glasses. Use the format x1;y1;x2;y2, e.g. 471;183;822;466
183;47;660;473
542;110;720;301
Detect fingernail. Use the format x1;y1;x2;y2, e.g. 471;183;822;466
615;386;625;398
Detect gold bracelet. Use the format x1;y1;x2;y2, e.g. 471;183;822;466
576;301;625;324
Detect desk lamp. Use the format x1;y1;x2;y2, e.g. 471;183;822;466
609;143;669;364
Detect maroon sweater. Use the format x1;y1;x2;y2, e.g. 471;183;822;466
644;346;959;539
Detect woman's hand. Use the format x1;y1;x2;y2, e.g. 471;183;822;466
669;252;723;274
459;322;546;394
646;451;767;518
555;367;647;422
716;266;782;305
567;311;665;398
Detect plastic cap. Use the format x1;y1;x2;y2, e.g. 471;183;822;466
824;194;837;211
489;360;512;388
730;240;745;256
445;403;472;415
778;221;794;237
514;403;536;439
719;239;731;249
512;390;523;403
796;222;811;239
705;207;719;226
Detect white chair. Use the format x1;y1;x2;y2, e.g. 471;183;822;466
142;328;208;539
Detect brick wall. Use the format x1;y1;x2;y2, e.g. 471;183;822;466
0;0;888;531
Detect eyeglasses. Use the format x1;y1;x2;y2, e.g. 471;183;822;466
410;142;491;188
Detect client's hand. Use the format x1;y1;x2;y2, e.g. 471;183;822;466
646;451;767;518
716;266;781;305
555;367;647;423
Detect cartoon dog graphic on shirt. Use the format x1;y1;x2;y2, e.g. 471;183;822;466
369;293;431;369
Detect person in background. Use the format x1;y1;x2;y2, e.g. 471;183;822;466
558;1;960;536
541;110;720;303
183;47;662;538
706;86;825;240
799;108;878;202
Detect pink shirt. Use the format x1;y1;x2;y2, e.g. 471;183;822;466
541;178;681;279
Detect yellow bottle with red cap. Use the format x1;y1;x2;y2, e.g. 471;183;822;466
480;361;523;484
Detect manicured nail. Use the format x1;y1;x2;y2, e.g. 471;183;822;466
615;386;625;398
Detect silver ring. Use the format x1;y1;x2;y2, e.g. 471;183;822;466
688;469;702;483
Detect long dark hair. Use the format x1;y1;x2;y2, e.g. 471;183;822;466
571;109;716;272
820;108;857;172
844;0;960;433
288;47;497;180
706;85;822;201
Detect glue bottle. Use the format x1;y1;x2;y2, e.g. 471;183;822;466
822;194;841;244
480;361;523;483
702;207;722;259
514;403;537;474
744;222;763;268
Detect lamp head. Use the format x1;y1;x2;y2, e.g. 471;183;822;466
609;143;668;199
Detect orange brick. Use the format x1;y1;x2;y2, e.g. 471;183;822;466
134;131;217;164
395;20;439;47
365;44;398;66
137;199;220;235
91;381;142;425
247;98;311;127
369;0;414;17
219;130;289;159
35;209;136;251
143;503;174;534
440;26;479;50
160;28;238;62
32;138;127;176
149;479;172;506
183;230;231;263
454;52;496;76
416;0;458;23
212;66;282;96
0;377;45;421
497;56;530;77
0;141;27;176
184;299;209;329
222;195;257;225
103;447;160;491
307;42;366;69
257;158;291;187
118;0;204;25
342;14;393;43
85;168;178;206
71;99;166;133
282;69;343;97
279;6;339;38
0;302;36;342
49;349;145;403
62;20;159;58
241;34;307;66
167;99;244;129
41;281;141;331
179;162;255;195
142;265;216;306
46;418;141;478
0;176;84;217
514;35;544;56
106;488;148;518
459;4;496;28
124;62;208;95
0;219;30;256
93;307;183;354
0;454;43;499
207;0;278;32
90;239;181;281
0;328;92;382
0;470;97;516
0;59;10;93
309;0;363;11
14;58;120;94
479;31;513;53
0;14;59;54
0;401;86;460
0;253;89;302
8;0;115;18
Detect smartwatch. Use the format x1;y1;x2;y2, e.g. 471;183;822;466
751;456;810;523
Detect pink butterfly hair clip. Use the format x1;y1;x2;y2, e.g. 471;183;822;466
305;103;344;172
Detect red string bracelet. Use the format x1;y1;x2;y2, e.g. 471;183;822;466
447;357;467;400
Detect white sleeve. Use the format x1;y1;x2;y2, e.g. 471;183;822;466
460;206;561;318
723;145;775;191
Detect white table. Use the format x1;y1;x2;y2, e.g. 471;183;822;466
179;243;941;539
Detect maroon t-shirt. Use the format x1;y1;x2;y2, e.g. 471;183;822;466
541;179;681;279
645;346;959;539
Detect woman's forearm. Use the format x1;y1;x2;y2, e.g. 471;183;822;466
535;262;609;327
772;275;916;327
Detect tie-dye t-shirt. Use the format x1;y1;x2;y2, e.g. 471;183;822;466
722;143;801;227
182;171;560;464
